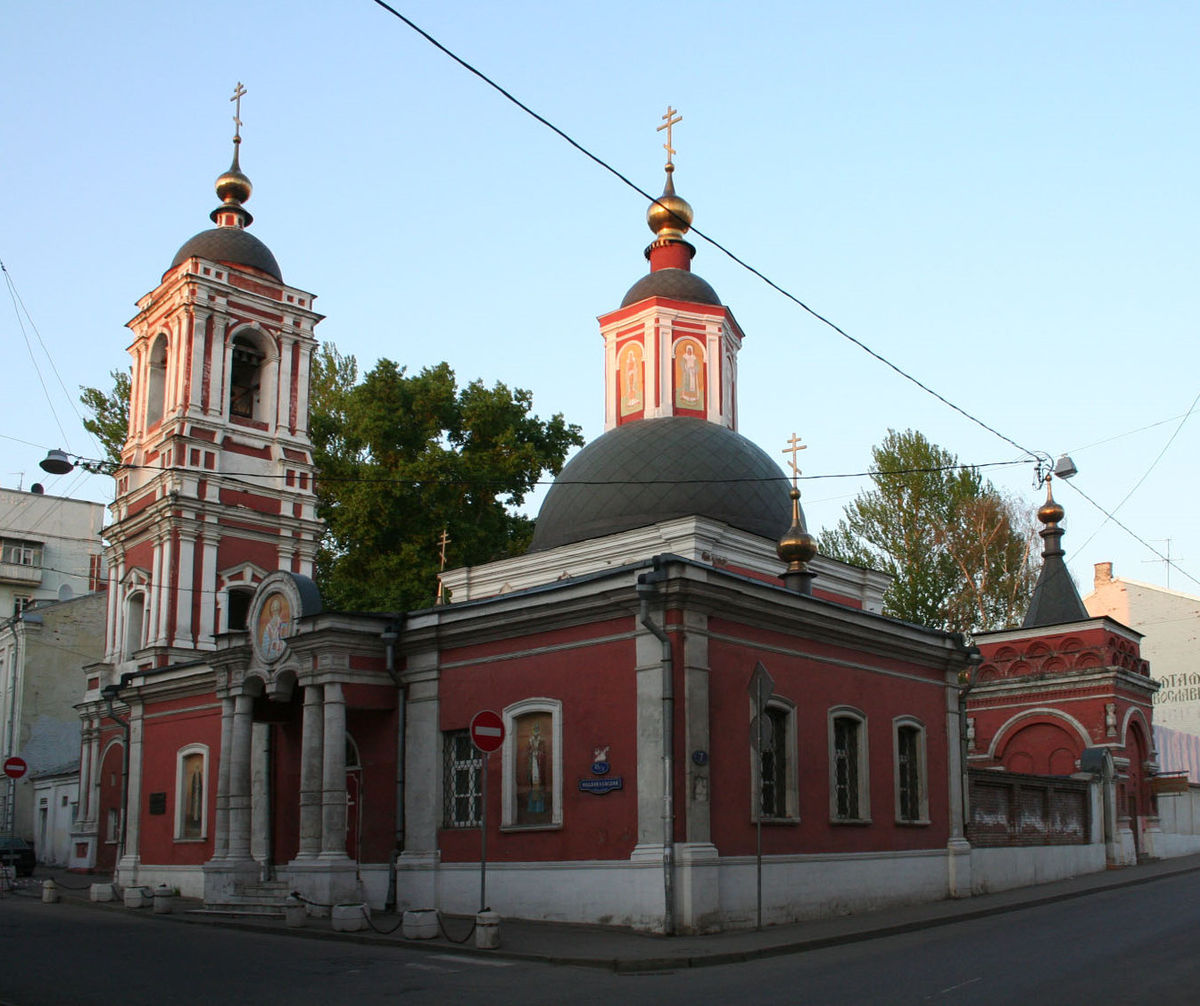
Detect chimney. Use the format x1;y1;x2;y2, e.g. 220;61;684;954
1094;562;1113;589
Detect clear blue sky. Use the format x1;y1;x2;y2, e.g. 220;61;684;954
3;1;1198;599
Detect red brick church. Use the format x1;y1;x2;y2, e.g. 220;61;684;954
70;100;1161;931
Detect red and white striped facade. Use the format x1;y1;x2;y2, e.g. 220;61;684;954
103;253;324;670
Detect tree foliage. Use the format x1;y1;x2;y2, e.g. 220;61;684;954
81;344;583;613
821;429;1037;636
79;369;131;472
308;344;583;612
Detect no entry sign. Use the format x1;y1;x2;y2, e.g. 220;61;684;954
470;710;505;753
3;757;27;780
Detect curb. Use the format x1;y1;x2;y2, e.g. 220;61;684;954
16;858;1200;972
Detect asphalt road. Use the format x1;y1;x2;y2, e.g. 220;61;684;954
3;872;1198;1005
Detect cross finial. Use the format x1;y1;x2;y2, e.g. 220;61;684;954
657;105;682;168
781;433;807;490
230;82;247;143
435;527;452;605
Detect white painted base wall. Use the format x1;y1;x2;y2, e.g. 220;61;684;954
968;844;1107;895
1154;786;1200;858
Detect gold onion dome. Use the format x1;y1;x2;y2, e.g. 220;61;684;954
777;490;818;565
1038;478;1065;525
647;166;694;243
216;162;252;206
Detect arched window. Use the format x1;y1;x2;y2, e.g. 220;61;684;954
124;592;146;659
751;697;798;822
145;335;168;427
229;332;265;420
828;706;870;823
893;717;929;824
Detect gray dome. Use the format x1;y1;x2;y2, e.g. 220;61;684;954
529;417;795;552
170;227;282;282
620;268;720;308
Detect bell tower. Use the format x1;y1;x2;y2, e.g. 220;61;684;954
598;107;745;432
104;86;324;671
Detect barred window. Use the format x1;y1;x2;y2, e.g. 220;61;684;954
754;702;797;821
894;718;929;824
443;730;482;828
829;707;870;822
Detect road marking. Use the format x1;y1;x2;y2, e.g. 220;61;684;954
436;954;514;967
927;977;982;998
405;962;456;973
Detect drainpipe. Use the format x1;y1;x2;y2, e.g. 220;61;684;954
637;556;674;936
101;683;131;876
956;647;982;838
381;622;405;912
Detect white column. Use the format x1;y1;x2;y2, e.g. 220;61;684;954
199;536;218;644
77;723;94;824
209;316;228;418
155;534;173;646
121;704;145;864
297;685;324;858
212;697;235;859
250;721;271;864
320;683;347;857
175;534;195;646
226;693;255;860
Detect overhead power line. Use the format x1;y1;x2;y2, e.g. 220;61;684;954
367;0;1042;465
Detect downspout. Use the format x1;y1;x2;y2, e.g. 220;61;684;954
101;683;131;876
956;647;982;839
381;622;405;912
637;556;674;936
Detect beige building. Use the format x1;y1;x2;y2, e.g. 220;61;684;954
0;591;106;849
1084;561;1200;778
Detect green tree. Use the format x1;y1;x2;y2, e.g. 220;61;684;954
306;347;583;612
79;369;131;472
81;344;583;613
821;429;1037;635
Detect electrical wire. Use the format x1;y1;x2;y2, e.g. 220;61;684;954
367;0;1042;466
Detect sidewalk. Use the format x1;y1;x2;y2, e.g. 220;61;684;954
14;854;1200;973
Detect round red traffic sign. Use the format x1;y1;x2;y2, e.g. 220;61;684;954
3;757;27;780
470;710;505;753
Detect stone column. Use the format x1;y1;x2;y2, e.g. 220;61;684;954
211;697;235;860
319;682;347;857
296;685;324;858
226;693;255;861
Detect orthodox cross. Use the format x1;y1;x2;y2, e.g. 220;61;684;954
781;433;807;490
435;527;451;604
230;82;247;141
658;105;682;166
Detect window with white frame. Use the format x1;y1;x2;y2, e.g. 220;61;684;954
893;717;929;824
175;745;208;840
502;698;562;829
829;707;870;822
442;730;482;828
1;539;43;567
124;592;146;659
753;699;798;821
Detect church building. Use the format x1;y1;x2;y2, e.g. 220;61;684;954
74;101;1012;933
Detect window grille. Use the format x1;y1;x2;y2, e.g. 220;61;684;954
442;730;482;828
834;717;860;819
759;706;788;817
897;726;921;821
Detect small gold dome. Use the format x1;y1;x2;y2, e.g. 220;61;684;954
1038;478;1064;525
216;165;252;206
778;489;818;565
778;526;818;566
647;167;693;242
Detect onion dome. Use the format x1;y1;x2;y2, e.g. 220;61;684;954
529;417;793;552
1022;476;1089;628
168;97;282;282
778;488;819;594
